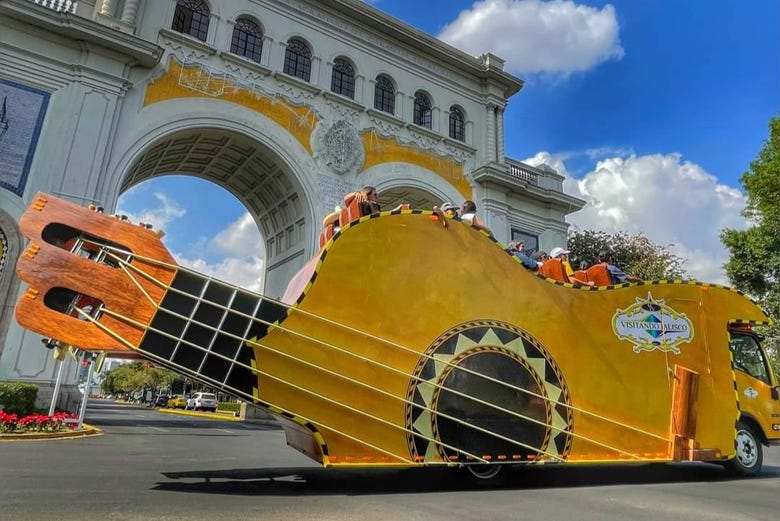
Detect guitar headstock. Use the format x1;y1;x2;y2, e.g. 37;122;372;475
15;193;179;352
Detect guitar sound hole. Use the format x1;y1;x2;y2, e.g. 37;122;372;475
433;351;550;461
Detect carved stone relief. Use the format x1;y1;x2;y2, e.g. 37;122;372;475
312;119;364;176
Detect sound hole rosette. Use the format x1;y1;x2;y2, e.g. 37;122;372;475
404;320;573;464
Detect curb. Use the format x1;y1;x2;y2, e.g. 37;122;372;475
156;407;241;421
0;423;103;441
156;407;280;427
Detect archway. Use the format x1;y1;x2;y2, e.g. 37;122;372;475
119;127;316;298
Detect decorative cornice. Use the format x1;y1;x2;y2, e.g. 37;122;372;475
322;90;365;114
472;164;586;214
277;0;523;98
0;0;163;68
158;27;217;60
273;71;322;98
443;136;477;155
219;51;273;78
366;107;405;129
406;122;443;142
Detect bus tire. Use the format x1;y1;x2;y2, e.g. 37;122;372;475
725;420;763;477
464;464;506;486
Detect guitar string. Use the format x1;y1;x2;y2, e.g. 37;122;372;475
91;250;652;459
78;306;417;465
96;241;671;446
77;305;557;464
101;246;658;458
97;300;640;462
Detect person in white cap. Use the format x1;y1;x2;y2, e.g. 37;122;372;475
431;201;459;227
550;247;592;286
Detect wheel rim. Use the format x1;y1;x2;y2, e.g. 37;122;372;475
467;464;502;480
735;429;758;468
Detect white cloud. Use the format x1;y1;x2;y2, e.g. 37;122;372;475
118;191;265;292
211;212;264;258
174;253;265;294
438;0;624;75
523;151;747;283
176;211;265;292
117;191;186;230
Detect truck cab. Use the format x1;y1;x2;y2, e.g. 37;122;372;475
727;327;780;475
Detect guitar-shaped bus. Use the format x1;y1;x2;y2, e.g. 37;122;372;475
14;193;780;482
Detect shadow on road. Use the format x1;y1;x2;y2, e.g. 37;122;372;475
153;462;779;496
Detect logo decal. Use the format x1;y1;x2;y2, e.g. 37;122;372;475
612;293;694;354
743;387;758;399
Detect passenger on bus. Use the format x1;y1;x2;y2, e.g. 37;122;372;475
431;202;459;228
532;250;549;264
597;250;641;284
509;241;541;270
460;200;491;233
344;186;381;216
551;247;593;286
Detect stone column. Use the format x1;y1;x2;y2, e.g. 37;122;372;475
354;74;364;104
311;56;322;86
496;107;505;163
120;0;139;25
431;106;441;133
486;103;497;163
99;0;114;16
394;90;404;118
261;35;274;67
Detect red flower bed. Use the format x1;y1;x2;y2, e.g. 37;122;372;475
0;411;77;433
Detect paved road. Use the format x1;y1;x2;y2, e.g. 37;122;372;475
1;400;778;521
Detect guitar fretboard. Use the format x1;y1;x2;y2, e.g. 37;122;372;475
137;270;287;397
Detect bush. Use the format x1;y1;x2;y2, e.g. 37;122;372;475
217;401;240;413
0;382;38;416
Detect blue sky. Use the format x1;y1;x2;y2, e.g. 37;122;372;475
119;0;779;288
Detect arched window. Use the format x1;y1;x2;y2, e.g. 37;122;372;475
331;57;355;99
449;106;466;141
172;0;210;42
230;17;263;63
283;38;312;81
413;91;433;129
373;75;395;114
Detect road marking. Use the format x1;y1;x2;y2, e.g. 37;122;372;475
213;428;233;434
149;426;169;433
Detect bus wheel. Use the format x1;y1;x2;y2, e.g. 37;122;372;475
465;464;506;486
725;421;763;477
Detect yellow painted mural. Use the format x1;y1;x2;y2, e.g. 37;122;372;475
144;58;318;154
144;57;471;199
361;131;472;200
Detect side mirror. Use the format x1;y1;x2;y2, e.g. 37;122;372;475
772;386;779;400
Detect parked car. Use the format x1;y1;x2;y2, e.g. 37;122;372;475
152;394;169;408
167;394;188;409
185;392;218;412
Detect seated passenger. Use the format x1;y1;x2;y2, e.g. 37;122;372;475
431;202;459;228
460;200;491;233
509;241;541;270
550;247;593;286
343;186;381;217
532;250;549;264
597;250;641;284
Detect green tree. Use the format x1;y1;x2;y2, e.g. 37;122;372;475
721;115;780;374
567;228;687;280
100;361;180;395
